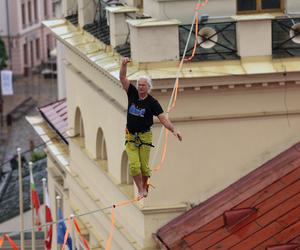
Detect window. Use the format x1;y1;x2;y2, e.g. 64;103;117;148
21;3;26;28
44;0;48;18
28;1;32;25
74;107;85;148
121;151;132;185
23;43;28;65
30;40;34;67
34;0;38;22
96;128;107;161
261;0;281;9
35;38;40;60
237;0;283;13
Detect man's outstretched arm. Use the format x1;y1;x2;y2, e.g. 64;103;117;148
158;113;182;141
119;57;131;92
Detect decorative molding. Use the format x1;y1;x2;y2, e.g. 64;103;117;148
153;110;300;124
142;204;187;215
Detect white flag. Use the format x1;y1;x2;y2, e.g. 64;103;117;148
1;70;13;95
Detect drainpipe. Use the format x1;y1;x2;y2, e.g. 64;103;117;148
5;0;12;69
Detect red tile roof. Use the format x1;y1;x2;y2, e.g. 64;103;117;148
155;142;300;249
38;99;68;143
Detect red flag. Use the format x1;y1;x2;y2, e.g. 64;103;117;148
44;186;53;250
30;169;42;230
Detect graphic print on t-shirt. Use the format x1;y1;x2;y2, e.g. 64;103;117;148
129;103;146;117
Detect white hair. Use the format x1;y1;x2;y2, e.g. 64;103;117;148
136;75;153;93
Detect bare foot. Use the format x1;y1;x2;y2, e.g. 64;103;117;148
137;192;144;200
143;189;148;198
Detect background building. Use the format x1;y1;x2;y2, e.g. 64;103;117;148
30;0;300;249
0;0;55;75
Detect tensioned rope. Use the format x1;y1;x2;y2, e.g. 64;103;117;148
100;1;210;249
0;1;209;249
151;0;208;173
102;2;210;249
0;204;114;249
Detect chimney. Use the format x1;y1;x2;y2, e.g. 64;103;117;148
78;0;96;27
235;15;273;57
127;18;181;62
106;6;138;48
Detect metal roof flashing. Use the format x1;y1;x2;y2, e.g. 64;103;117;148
43;19;300;83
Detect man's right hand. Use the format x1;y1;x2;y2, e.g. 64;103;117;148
120;57;131;91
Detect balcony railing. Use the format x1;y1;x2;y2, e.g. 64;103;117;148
83;21;110;45
179;17;239;61
65;13;78;26
272;16;300;58
115;43;131;57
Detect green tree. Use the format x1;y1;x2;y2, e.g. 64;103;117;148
0;37;8;70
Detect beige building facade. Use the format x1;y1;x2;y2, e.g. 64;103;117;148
34;0;300;249
0;0;55;75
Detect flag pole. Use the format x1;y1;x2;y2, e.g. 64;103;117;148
56;195;61;249
29;162;36;250
70;214;74;250
17;147;25;250
42;178;47;250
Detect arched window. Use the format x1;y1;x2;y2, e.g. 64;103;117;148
74;107;85;147
121;151;132;185
96;127;107;161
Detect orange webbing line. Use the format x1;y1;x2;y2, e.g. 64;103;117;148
153;0;209;173
73;218;91;250
105;197;139;250
183;12;199;62
154;129;169;172
105;206;115;250
0;234;19;250
114;197;139;208
168;78;180;114
183;0;208;62
61;216;71;250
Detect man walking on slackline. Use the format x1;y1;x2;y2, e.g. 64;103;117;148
120;57;182;199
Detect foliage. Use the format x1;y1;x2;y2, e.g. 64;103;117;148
31;149;47;162
0;37;8;70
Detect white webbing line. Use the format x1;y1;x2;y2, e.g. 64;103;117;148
1;0;205;242
151;0;202;168
2;204;113;238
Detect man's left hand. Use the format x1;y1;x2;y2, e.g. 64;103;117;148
173;130;182;141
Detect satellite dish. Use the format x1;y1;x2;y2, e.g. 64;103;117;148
290;23;300;44
198;27;218;49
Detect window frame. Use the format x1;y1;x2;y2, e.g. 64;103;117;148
34;0;38;23
237;0;284;14
21;3;26;28
35;38;40;60
28;1;32;25
23;43;28;65
44;0;48;18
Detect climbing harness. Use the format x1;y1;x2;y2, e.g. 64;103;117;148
125;131;155;148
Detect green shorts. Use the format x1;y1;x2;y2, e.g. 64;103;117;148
125;130;153;177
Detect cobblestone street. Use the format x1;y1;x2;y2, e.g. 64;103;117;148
0;74;57;166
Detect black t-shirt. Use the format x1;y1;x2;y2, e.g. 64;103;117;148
126;84;163;133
